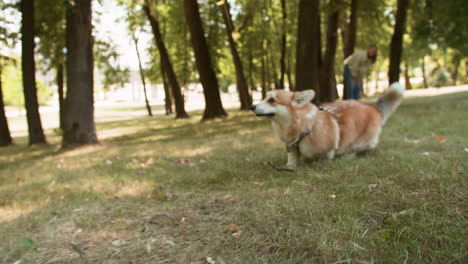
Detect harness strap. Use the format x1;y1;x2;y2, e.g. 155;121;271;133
286;129;311;152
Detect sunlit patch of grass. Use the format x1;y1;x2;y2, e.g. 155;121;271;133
0;90;467;263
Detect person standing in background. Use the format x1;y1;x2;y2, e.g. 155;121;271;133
343;45;378;99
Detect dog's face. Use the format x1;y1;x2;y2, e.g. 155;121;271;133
250;90;315;119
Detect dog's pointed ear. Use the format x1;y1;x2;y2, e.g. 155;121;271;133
292;90;315;107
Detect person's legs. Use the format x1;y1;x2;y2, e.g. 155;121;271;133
354;79;362;99
343;65;354;99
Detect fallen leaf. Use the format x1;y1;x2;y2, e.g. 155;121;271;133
147;193;168;200
177;158;195;167
452;170;461;181
105;160;112;165
206;257;216;264
225;224;240;232
111;240;127;246
253;181;265;186
146;238;156;254
232;230;242;238
368;184;378;191
16;177;25;184
305;188;316;194
423;178;438;183
422;152;431;156
283;188;292;195
384;180;396;185
435;136;447;143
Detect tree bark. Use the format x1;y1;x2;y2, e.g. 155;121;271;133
248;50;256;92
286;51;294;90
219;1;252;109
295;0;320;92
184;0;227;120
63;0;98;147
56;63;65;130
451;53;461;85
132;35;153;117
421;56;428;88
404;61;412;90
319;6;339;102
21;0;46;145
261;54;267;99
343;0;358;58
143;0;188;118
278;0;287;89
161;64;173;115
388;0;409;84
0;61;13;146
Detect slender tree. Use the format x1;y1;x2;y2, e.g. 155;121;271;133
343;0;358;58
219;0;252;110
21;0;46;145
319;2;339;102
143;0;188;118
0;59;12;146
62;0;98;146
160;64;173;115
421;56;428;88
56;63;65;129
279;0;287;89
184;0;227;120
388;0;409;84
295;0;321;92
132;34;153;116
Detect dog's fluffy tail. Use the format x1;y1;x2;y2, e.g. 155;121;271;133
376;82;405;125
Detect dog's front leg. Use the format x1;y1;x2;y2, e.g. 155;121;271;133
266;145;300;172
283;145;300;171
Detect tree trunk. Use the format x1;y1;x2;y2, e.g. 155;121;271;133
56;63;65;130
161;64;173;115
451;54;461;85
220;1;252;110
319;6;339;102
21;0;46;145
278;0;287;89
388;0;409;84
343;0;358;58
132;35;153;117
143;1;188;118
421;56;428;88
404;61;412;90
286;51;294;90
63;0;98;147
265;48;272;90
248;50;256;92
0;61;13;146
295;0;320;92
184;0;227;120
261;54;267;99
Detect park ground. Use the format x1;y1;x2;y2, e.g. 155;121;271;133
0;86;467;263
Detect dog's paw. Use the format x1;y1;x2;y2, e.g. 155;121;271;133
266;162;296;172
283;164;297;172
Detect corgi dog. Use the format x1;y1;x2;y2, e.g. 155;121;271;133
250;82;405;171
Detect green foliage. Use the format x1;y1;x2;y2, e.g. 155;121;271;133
94;40;130;90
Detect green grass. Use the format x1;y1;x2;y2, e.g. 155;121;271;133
0;91;467;264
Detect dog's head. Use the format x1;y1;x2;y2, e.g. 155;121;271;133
250;90;315;119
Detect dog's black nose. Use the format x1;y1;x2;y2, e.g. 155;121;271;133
250;105;256;111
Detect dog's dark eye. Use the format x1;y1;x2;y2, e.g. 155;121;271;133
268;98;275;104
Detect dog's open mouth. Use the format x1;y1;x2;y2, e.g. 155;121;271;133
255;113;275;117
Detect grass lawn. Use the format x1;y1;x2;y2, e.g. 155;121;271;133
0;90;467;263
